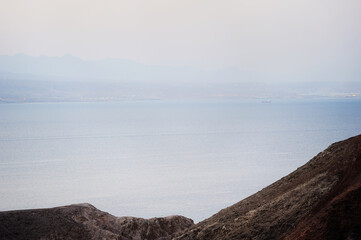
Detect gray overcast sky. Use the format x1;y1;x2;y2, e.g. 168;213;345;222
0;0;360;80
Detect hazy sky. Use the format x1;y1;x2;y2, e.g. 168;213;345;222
0;0;361;79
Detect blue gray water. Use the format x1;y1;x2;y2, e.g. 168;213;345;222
0;99;360;222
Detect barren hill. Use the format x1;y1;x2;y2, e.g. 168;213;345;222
175;134;361;240
1;135;361;240
0;203;193;240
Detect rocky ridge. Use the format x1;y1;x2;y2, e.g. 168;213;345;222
175;134;361;240
0;203;193;240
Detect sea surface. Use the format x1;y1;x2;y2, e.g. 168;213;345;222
0;99;360;222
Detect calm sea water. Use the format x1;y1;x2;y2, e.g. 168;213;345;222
0;99;360;222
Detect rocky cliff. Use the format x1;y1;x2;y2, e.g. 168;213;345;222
0;203;193;240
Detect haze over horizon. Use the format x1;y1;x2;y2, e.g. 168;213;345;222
1;0;361;84
1;1;361;102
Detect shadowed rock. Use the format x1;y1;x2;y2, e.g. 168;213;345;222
0;203;193;240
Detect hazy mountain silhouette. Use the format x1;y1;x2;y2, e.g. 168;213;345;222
0;54;360;102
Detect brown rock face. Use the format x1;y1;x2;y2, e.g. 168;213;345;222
175;134;361;240
0;203;194;240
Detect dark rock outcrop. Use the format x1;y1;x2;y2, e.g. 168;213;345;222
0;203;193;240
175;134;361;240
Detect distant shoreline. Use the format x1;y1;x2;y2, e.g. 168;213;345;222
1;95;360;104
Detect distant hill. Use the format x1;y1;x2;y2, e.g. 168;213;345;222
0;54;360;102
0;54;211;83
1;135;361;239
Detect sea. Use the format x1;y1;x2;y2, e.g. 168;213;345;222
0;99;360;222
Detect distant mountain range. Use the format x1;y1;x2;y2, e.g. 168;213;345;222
0;54;360;102
0;54;224;83
1;134;361;239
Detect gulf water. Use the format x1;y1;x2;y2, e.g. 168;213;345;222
0;99;360;222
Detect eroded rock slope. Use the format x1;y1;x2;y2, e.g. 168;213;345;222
175;134;361;240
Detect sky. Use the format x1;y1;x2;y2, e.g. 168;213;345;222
0;0;361;81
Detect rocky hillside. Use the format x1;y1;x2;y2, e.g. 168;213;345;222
175;134;361;240
0;203;193;240
1;135;361;240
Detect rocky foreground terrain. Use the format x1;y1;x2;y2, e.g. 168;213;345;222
1;134;361;240
176;134;361;240
0;204;193;240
